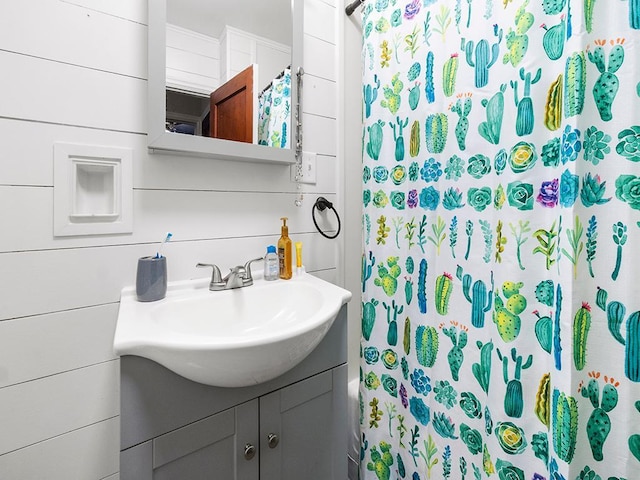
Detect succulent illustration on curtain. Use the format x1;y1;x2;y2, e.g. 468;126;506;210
360;1;640;479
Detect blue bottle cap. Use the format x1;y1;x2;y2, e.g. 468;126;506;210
267;245;276;253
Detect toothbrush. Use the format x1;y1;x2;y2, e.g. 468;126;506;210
156;232;173;258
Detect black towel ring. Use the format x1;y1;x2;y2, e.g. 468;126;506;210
312;197;341;239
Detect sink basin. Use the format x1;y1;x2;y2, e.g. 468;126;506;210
114;272;352;387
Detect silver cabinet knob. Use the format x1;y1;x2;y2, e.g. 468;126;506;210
244;443;256;460
267;433;279;449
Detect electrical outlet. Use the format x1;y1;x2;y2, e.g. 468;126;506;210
290;151;317;184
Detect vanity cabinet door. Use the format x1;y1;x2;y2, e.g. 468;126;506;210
259;365;347;480
152;399;259;480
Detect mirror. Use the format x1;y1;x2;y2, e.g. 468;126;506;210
148;0;302;164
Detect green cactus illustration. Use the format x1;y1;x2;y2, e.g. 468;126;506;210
416;325;439;368
383;299;403;346
472;340;493;393
496;347;533;418
409;120;420;157
404;277;413;306
443;54;459;97
381;73;404;115
535;372;551;427
478;83;507;144
554;283;563;371
584;0;597;33
493;281;527;342
366;119;385;160
626;0;640;29
543;0;567;14
535;280;555;307
545;74;563;131
374;257;401;296
425;51;435;104
564;51;586;118
580;373;619;461
533;310;553;354
552;388;579;463
630;401;640;462
362;251;376;292
362;298;379;341
510;67;541;136
364;74;380;118
595;287;640;382
588;39;625;122
503;0;534;67
462;26;503;88
441;322;468;381
408;83;420;110
367;441;394;480
435;272;454;315
456;265;494;328
611;221;627;281
541;16;566;60
573;302;592;370
425;113;448;154
533;220;558;271
403;317;411;355
450;94;472;150
390;116;409;162
418;258;428;314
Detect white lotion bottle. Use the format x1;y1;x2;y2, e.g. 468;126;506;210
264;245;279;281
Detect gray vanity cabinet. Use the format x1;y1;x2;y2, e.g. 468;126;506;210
120;305;348;480
260;367;346;480
153;399;259;480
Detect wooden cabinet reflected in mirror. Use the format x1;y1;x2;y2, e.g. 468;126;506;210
210;64;254;144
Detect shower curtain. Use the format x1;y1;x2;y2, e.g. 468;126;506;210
258;68;292;148
360;1;640;479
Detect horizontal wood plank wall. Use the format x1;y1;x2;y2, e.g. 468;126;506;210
0;0;339;477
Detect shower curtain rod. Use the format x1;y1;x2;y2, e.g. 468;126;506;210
345;0;364;16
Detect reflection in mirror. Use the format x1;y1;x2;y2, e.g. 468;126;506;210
165;0;293;149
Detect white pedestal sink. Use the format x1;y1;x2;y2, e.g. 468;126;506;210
114;272;352;387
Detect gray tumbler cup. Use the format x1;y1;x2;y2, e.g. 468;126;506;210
136;256;167;302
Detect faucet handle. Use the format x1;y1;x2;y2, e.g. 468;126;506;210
196;263;224;289
243;257;264;284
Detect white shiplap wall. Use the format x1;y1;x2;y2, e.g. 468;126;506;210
0;0;341;478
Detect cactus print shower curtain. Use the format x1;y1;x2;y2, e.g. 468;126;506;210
360;1;640;479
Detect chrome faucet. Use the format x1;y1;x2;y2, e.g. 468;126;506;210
197;257;263;291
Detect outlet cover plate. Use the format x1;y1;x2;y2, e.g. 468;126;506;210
290;151;317;185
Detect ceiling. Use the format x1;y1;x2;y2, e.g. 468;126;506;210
166;0;293;46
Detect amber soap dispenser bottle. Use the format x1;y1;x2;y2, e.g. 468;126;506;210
278;217;292;279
